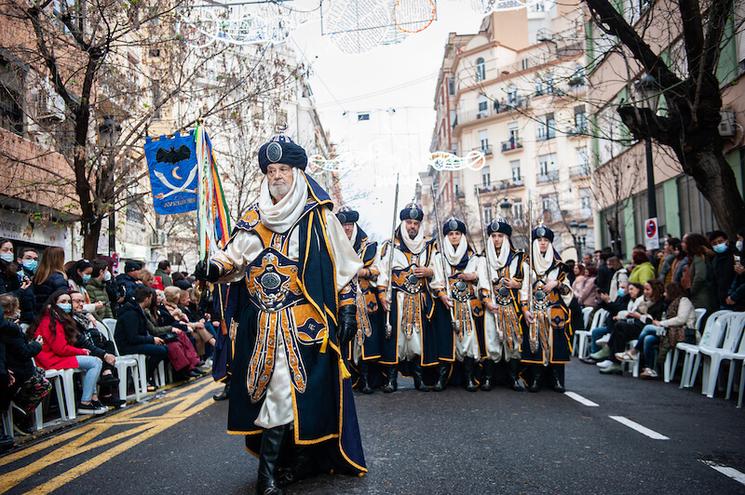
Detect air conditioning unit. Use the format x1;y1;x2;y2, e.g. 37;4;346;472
35;78;65;121
719;111;737;137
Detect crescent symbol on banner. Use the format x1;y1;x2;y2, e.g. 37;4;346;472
172;167;183;181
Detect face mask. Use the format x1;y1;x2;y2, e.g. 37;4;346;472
22;259;38;272
713;243;728;254
81;274;92;284
617;288;625;298
104;271;112;282
57;303;72;314
737;240;743;252
0;253;13;263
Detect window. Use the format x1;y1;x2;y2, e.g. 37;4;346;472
510;160;521;181
512;201;524;220
151;79;161;118
579;188;592;213
357;112;370;121
538;153;557;176
521;58;530;70
576;146;589;167
506;85;518;105
477;95;488;113
481;165;491;187
0;57;24;135
574;105;587;132
448;77;455;95
508;122;519;142
479;129;489;151
475;57;486;82
537;113;556;140
484;205;493;224
534;78;544;96
545;72;555;94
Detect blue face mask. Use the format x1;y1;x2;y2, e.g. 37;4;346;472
81;274;92;284
0;253;13;263
22;259;38;273
617;288;626;298
712;243;728;254
57;303;72;314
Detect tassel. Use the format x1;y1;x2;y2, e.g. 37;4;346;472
320;333;328;353
339;357;351;379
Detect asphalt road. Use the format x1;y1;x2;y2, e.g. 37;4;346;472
2;360;745;495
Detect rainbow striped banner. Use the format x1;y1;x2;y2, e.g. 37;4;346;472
196;124;232;261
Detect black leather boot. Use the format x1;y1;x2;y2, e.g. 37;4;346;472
256;425;287;495
433;363;449;392
480;360;494;391
464;357;478;392
213;381;230;401
508;360;525;392
528;366;542;393
359;362;373;394
382;365;398;393
412;361;429;392
551;366;565;393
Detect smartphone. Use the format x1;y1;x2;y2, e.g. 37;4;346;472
735;255;741;265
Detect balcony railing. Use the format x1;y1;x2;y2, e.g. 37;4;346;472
456;97;529;127
536;170;559;183
569;164;591;178
473;145;493;155
501;139;523;153
537;128;557;141
567;123;588;136
476;178;525;194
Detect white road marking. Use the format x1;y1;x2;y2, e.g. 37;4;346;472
701;460;745;486
565;391;599;407
609;416;669;440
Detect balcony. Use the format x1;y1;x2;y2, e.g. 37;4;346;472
501;139;523;153
536;170;559;184
569;164;591;178
567;123;588;137
473;145;493;156
476;178;525;194
536;128;557;141
456;97;529;127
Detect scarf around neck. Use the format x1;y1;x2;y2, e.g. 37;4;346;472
258;168;309;234
443;235;468;266
532;239;555;275
401;224;426;254
487;237;512;272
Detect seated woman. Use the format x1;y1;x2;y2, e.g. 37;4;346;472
32;289;108;415
114;286;168;391
67;259;104;315
144;289;201;379
0;294;52;432
600;279;665;375
69;291;124;407
619;283;696;379
162;287;215;359
583;280;633;363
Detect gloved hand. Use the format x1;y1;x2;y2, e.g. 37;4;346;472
194;260;220;282
337;305;357;347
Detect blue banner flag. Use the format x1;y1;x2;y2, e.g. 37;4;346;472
144;131;199;214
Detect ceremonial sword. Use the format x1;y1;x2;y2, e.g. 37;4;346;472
384;173;400;340
430;183;458;333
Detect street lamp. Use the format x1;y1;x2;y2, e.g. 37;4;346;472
499;197;512;219
633;73;660;219
569;220;588;259
98;115;121;256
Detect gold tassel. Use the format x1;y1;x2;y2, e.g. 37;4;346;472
339;357;351;379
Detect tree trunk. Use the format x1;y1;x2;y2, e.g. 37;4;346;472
679;148;745;236
82;217;102;260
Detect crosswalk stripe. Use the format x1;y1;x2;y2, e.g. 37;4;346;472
565;391;599;407
701;460;745;486
609;416;669;440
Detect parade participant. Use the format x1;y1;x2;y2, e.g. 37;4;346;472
195;135;366;495
477;218;526;392
337;207;381;394
431;217;482;392
523;224;572;393
376;203;438;393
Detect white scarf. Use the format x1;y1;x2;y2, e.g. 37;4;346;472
401;224;425;254
487;237;512;271
443;235;468;266
350;223;358;245
532;239;555;275
258;168;309;234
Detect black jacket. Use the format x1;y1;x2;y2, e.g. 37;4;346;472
595;264;614;294
713;249;735;306
33;272;68;312
114;301;155;351
599;293;631;317
0;316;42;382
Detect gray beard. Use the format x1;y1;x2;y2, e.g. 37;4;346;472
269;182;291;201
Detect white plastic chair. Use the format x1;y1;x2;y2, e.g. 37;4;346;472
103;318;149;399
676;310;731;389
693;312;745;398
572;307;596;357
664;308;707;383
41;368;69;425
721;315;745;404
95;321;142;402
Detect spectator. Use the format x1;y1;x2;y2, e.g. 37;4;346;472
139;269;155;288
594;253;613;295
31;288;108;415
162;287;215;358
565;259;576;285
1;240;34;327
115;260;143;305
32;247;68;313
171;271;192;291
571;263;588;299
114;286;168;391
0;294;51;433
86;260;114;321
582;253;593;267
628;250;656;285
708;230;735;308
585;281;635;363
69;291;123;407
15;247;38;323
657;238;680;285
726;230;745;310
682;233;717;314
67;259;104;315
599;279;665;374
144;289;201;379
607;256;628;302
621;283;696;380
577;265;599;309
154;260;173;288
0;333;11;450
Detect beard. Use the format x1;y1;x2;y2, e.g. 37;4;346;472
406;227;419;239
269;181;291;200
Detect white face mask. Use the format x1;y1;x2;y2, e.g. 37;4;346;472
104;271;112;282
737;240;743;252
0;253;13;263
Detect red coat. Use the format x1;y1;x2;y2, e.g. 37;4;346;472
34;313;89;370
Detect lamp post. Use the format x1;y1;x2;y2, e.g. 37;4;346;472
633;73;660;220
499;197;513;219
569;220;588;259
98;115;122;256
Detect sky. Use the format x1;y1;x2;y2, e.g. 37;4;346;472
287;0;485;238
